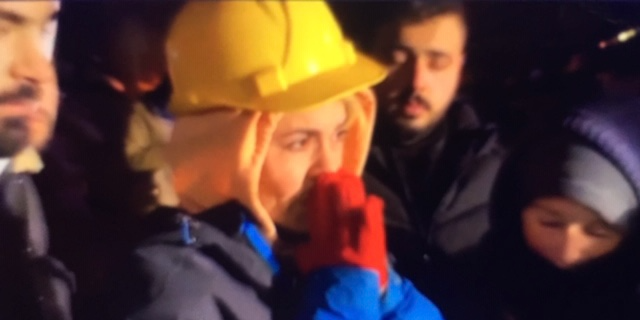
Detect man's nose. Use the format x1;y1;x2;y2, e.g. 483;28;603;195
411;56;433;93
10;36;55;86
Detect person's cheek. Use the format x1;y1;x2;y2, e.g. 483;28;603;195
43;76;59;120
260;149;303;214
42;22;58;62
536;229;559;255
287;152;318;231
585;237;620;261
435;72;456;108
531;227;565;263
30;79;58;149
259;151;282;215
0;40;14;89
523;215;553;256
282;151;312;203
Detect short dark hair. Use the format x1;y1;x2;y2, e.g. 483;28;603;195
331;0;466;54
386;0;466;26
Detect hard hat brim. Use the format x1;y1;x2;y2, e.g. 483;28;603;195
256;53;387;113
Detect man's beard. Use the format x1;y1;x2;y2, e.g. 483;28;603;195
0;118;28;157
378;87;441;142
0;85;38;157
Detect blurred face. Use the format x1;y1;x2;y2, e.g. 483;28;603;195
259;101;348;232
522;197;624;270
0;1;59;156
374;13;465;133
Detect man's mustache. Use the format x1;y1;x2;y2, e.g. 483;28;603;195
389;88;430;112
0;85;38;106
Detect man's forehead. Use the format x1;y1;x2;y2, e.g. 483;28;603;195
397;14;466;52
0;1;59;23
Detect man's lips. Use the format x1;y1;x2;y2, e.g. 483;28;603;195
0;100;38;116
402;101;429;117
0;98;37;108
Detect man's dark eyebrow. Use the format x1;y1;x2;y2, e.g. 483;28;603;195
0;9;26;25
392;43;449;57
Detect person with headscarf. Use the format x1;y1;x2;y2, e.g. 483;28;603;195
477;98;640;320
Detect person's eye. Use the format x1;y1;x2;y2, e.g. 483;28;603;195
284;136;311;152
428;53;453;71
586;224;618;239
0;21;12;37
539;220;565;229
336;128;348;141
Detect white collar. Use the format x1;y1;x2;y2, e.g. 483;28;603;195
0;159;9;175
10;147;44;174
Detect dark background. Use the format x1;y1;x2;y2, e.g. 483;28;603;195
54;1;640;143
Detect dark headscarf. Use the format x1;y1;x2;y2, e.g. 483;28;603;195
515;134;636;230
484;130;640;320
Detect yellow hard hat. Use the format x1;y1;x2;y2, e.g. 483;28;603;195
166;1;387;115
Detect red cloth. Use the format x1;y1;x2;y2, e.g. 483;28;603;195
296;169;388;287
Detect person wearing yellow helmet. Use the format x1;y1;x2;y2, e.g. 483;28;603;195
107;1;443;320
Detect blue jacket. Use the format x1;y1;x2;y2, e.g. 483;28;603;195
108;202;443;320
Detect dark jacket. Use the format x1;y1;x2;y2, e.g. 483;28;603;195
107;202;443;320
477;97;640;320
367;102;505;264
34;77;155;319
0;167;75;320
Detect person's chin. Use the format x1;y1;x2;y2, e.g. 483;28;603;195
0;135;29;158
28;122;53;150
395;115;433;133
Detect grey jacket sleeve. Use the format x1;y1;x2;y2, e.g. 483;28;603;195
114;243;271;320
120;246;224;320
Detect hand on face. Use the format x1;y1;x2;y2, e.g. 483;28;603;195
295;169;388;288
168;91;375;243
167;109;283;239
260;100;349;233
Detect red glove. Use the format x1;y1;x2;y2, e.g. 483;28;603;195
295;169;388;288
